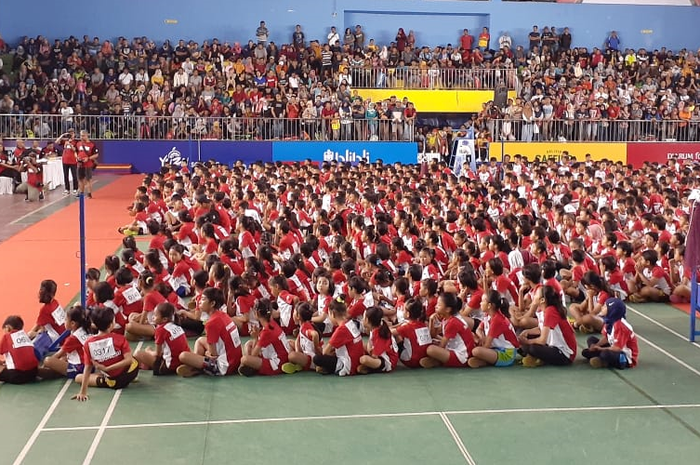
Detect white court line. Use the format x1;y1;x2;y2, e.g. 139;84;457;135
39;403;700;433
12;380;72;465
9;181;100;225
626;304;700;349
9;196;72;225
81;341;142;465
439;413;477;465
635;333;700;378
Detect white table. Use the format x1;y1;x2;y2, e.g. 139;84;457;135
20;158;64;190
43;158;63;190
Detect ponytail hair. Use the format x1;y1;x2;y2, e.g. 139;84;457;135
121;248;137;266
404;298;425;321
365;306;390;339
543;285;566;319
440;292;463;316
139;270;156;290
485;289;510;318
67;304;91;333
254;298;275;322
329;296;348;318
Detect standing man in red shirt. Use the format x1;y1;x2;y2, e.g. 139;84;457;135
76;130;99;198
56;127;79;195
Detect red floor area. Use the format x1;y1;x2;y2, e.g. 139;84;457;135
0;175;142;325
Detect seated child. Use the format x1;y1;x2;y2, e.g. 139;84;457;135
73;306;139;401
177;287;242;377
134;303;190;375
0;316;39;384
582;298;639;369
40;305;91;380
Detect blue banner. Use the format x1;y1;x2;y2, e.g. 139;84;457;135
200;141;273;167
97;140;197;173
97;140;273;173
272;142;418;165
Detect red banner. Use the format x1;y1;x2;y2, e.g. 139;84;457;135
626;142;700;168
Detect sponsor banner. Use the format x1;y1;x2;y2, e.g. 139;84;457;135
626;142;700;168
97;140;196;173
356;89;495;113
489;142;627;163
271;141;418;165
199;141;273;167
96;141;272;173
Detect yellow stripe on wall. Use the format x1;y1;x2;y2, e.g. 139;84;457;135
356;89;496;113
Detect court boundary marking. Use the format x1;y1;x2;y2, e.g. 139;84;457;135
37;403;700;433
11;380;72;465
80;341;142;465
8;180;100;226
626;304;700;350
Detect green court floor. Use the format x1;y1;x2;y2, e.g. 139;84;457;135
3;302;700;465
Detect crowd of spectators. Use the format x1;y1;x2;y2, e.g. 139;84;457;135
476;28;700;144
0;25;699;144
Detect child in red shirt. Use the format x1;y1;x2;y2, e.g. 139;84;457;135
0;316;39;384
357;306;399;374
238;299;292;376
177;287;242;377
134;302;190;375
28;279;66;343
393;298;431;368
283;302;322;373
313;299;365;376
40;305;91;380
73;307;139;401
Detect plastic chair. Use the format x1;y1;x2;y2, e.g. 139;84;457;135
33;330;70;361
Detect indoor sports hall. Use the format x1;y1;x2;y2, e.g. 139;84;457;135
0;179;699;464
4;0;700;463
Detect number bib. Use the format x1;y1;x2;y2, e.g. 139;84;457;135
122;286;141;305
11;331;33;349
415;327;432;346
88;338;118;363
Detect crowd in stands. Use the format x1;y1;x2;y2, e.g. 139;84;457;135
8;154;700;387
478;28;700;143
0;25;696;143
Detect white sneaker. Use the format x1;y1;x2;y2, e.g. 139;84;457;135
63;190;69;195
72;190;78;195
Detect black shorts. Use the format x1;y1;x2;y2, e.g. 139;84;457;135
78;166;93;180
96;360;139;389
153;357;176;376
364;357;387;374
0;367;38;384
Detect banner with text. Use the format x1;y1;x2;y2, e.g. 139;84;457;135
626;142;700;168
271;141;418;165
96;141;272;173
489;142;627;163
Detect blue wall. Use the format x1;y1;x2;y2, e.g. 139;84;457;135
1;0;698;52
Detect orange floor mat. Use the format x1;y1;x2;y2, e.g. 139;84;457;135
0;175;142;325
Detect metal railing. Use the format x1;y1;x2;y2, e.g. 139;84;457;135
349;66;518;90
0;113;416;142
485;118;700;142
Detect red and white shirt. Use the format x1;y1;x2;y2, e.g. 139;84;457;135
396;320;431;368
1;330;38;371
603;318;639;367
206;311;242;375
36;299;66;342
83;332;131;377
443;315;475;364
328;320;364;376
256;320;291;372
154;322;190;369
